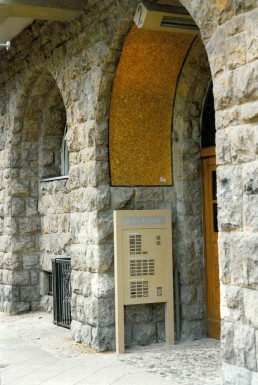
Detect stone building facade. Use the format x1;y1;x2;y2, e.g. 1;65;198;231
0;0;258;384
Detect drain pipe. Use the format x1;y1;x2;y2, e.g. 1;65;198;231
174;266;181;340
0;41;11;51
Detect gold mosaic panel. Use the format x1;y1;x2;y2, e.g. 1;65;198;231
109;26;195;186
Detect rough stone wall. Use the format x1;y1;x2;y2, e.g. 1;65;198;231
198;2;258;384
173;37;211;339
0;2;258;381
0;0;141;351
176;1;258;382
0;0;209;348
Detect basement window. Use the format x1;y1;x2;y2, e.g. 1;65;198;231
48;272;53;296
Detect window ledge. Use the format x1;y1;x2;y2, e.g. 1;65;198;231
40;175;69;182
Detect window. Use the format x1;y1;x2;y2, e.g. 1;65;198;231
61;124;69;176
48;272;53;296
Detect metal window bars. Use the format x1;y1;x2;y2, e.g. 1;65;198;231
52;258;71;329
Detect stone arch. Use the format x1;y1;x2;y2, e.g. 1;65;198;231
97;1;215;344
172;36;212;338
9;69;68;314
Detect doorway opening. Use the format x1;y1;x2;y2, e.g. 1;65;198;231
201;84;220;339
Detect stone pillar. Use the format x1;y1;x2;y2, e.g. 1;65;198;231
206;4;258;383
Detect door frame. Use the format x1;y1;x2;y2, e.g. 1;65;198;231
201;146;220;339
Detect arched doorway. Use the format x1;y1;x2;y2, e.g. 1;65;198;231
109;4;218;342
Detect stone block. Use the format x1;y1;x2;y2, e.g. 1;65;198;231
177;239;198;265
226;32;246;70
246;8;258;62
40;254;52;272
231;233;258;289
213;71;234;110
81;324;92;346
85;161;109;187
180;319;206;340
10;180;31;197
3;285;15;301
243;195;258;232
221;321;235;364
12;235;36;253
83;186;110;212
218;232;232;284
39;271;49;296
87;211;113;244
30;271;39;285
125;304;153;324
181;302;204;321
2;270;13;285
220;284;244;322
39;233;71;254
152;303;165;323
217;165;243;231
20;286;40;301
206;26;225;75
11;197;26;216
234;323;256;371
234;63;258;104
124;324;133;348
13;270;30;285
157;322;165;342
99;73;114;98
231;126;255;164
4;217;18;236
110;187;135;210
2;253;20;271
86;244;113;273
11;301;31;314
72;271;91;297
97;297;115;328
18;217;40;234
31;300;41;311
131;323;156;346
242;161;258;194
91;326;115;351
91;273;114;298
256;331;258;374
71;294;86;323
179;261;203;286
244;288;258;329
23;254;40;269
242;100;258;123
83;296;98;327
225;15;245;37
71;320;82;343
0;235;11;253
70;246;87;272
252;372;258;385
180;285;197;306
222;362;252;385
216;129;232;165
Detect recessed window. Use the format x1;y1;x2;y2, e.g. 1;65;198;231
48;272;53;296
201;83;215;148
61;124;69;176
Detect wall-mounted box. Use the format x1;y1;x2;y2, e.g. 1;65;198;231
114;209;174;353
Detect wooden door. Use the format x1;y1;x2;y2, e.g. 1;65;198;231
202;148;220;339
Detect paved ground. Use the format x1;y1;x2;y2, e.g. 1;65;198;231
0;312;221;385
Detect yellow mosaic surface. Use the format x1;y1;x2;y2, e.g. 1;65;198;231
109;26;195;186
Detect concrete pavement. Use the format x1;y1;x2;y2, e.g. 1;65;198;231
0;312;221;385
